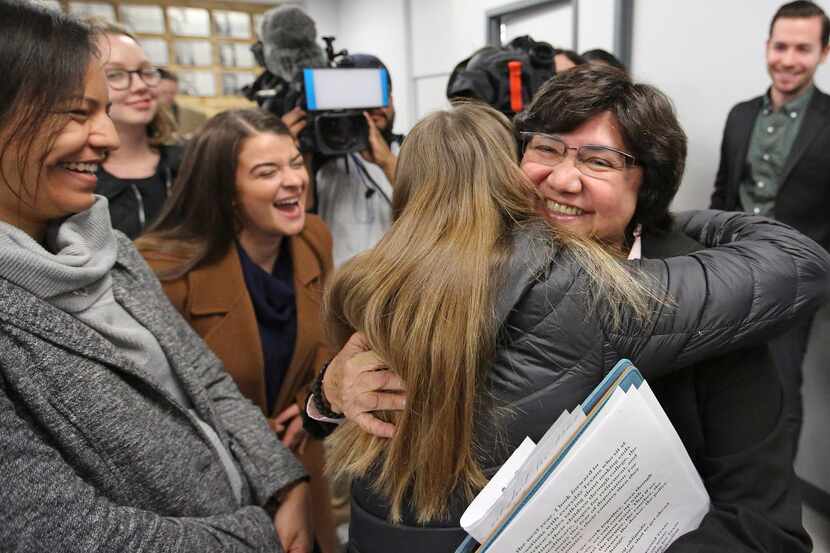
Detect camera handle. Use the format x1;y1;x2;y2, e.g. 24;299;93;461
322;36;349;67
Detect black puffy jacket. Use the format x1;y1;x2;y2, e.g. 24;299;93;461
347;210;830;553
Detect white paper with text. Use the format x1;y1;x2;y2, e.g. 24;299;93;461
469;382;709;553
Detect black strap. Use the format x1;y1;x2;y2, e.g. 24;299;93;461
348;154;392;205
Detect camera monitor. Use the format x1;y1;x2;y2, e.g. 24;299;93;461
304;68;389;111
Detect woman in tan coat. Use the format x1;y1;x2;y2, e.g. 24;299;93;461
137;109;337;553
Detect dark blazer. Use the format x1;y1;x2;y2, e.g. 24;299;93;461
0;232;306;552
710;87;830;251
644;230;810;553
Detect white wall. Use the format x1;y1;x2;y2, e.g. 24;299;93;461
303;0;412;132
632;0;830;210
301;0;339;38
408;0;513;121
409;0;511;77
502;3;575;50
578;0;616;53
408;0;617;121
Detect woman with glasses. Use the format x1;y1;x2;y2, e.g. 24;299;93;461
307;72;829;552
96;23;181;239
509;67;811;552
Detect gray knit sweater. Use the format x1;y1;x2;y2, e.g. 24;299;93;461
0;197;244;503
0;198;306;551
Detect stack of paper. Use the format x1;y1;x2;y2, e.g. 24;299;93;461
457;359;709;553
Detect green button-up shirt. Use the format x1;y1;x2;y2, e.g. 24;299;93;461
739;85;814;217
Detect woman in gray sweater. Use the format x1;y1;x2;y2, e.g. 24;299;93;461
0;3;311;551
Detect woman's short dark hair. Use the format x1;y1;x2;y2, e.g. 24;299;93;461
581;48;627;73
0;1;97;195
139;108;293;278
514;64;687;239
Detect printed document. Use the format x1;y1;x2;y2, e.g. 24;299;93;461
457;360;709;553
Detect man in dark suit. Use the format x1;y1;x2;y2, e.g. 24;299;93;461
710;0;830;458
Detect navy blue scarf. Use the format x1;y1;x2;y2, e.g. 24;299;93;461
237;243;297;415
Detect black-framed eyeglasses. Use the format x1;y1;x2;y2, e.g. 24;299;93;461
520;131;638;180
105;67;162;91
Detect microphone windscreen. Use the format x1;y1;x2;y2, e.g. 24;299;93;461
261;5;327;81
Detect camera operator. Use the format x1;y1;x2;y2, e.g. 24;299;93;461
248;7;402;267
311;53;403;268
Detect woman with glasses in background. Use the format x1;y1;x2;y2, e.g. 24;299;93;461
96;23;182;239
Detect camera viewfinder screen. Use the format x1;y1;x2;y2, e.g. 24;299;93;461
304;68;389;111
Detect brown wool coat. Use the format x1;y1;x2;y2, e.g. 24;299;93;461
140;214;338;553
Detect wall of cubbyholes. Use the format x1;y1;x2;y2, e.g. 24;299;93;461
41;0;275;109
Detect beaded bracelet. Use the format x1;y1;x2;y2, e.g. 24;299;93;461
311;360;344;419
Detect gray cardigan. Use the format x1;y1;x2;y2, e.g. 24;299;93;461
0;233;306;552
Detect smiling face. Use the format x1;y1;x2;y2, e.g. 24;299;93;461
99;33;159;129
521;111;642;248
766;16;830;104
234;132;307;240
0;57;119;237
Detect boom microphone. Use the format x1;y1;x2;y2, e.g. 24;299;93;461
250;6;383;156
260;5;327;82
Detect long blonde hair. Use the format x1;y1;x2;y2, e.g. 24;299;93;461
325;102;654;523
